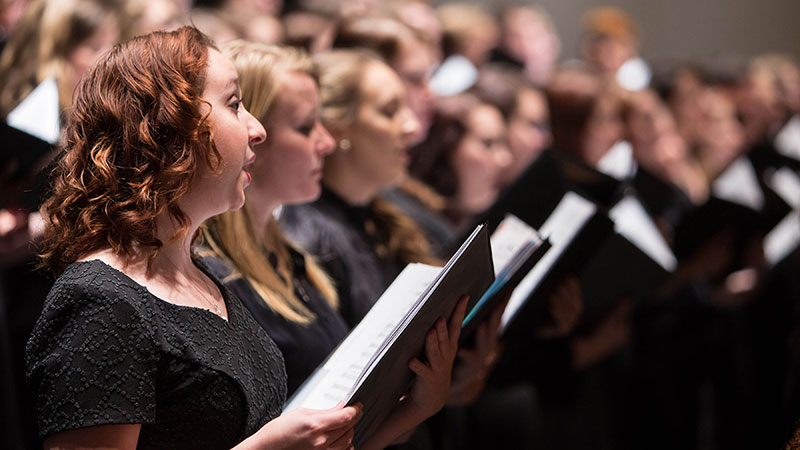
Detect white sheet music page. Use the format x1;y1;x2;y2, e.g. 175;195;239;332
767;167;800;210
500;192;596;331
775;115;800;161
609;196;677;271
711;157;764;211
596;141;635;180
765;211;800;266
283;263;441;412
490;215;540;276
6;77;60;144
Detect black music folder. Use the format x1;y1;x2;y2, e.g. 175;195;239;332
579;195;677;316
498;192;614;335
1;78;60;209
460;215;550;343
284;224;494;447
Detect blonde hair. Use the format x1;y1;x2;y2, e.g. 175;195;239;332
201;41;337;325
0;0;128;117
314;49;439;266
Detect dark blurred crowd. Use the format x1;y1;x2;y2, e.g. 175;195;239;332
2;1;799;449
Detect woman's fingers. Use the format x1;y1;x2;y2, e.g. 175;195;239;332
435;316;449;359
316;404;362;431
448;296;469;344
327;424;355;450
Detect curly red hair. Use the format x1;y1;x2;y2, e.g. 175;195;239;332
39;26;220;275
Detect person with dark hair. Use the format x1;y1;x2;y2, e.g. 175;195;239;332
408;93;512;231
472;63;552;186
26;26;363;450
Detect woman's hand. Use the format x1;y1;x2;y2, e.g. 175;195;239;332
0;209;43;268
570;298;632;371
537;276;584;339
447;300;505;406
242;403;362;450
404;296;469;417
360;297;469;450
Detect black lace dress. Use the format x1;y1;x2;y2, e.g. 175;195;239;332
25;259;287;450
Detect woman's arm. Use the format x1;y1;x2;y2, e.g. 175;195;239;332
446;299;506;406
42;406;362;450
43;424;142;450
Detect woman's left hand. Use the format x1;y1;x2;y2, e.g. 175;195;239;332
446;300;505;406
405;295;469;418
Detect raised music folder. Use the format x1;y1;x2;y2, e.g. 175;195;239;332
460;215;550;343
284;224;493;447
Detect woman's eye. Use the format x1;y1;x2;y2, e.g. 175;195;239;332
380;101;400;118
230;99;242;113
297;123;314;136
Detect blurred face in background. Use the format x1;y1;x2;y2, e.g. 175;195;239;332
695;87;746;176
393;35;437;145
451;103;512;215
504;87;550;185
581;33;636;76
627;90;688;174
66;18;120;93
502;7;561;86
339;60;421;188
581;93;624;166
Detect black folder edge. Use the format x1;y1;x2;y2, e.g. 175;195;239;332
460;237;551;344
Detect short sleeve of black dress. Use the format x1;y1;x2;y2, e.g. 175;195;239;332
25;262;159;436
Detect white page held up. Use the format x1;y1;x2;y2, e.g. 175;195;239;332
775;115;800;161
609;196;677;271
711;157;764;211
6;77;60;144
500;192;596;331
490;215;540;276
596;140;635;180
767;167;800;210
765;211;800;266
284;263;441;412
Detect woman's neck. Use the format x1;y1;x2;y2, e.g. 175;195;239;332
150;213;200;275
322;160;382;206
247;197;280;235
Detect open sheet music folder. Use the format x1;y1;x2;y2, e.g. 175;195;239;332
577;195;677;317
500;192;614;334
461;215;550;343
284;224;493;447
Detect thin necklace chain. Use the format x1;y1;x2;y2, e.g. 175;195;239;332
162;253;227;320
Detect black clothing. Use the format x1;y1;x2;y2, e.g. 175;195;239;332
382;187;456;259
282;187;404;327
26;259;287;450
199;248;349;396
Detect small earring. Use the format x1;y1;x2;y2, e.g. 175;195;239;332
338;138;351;151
